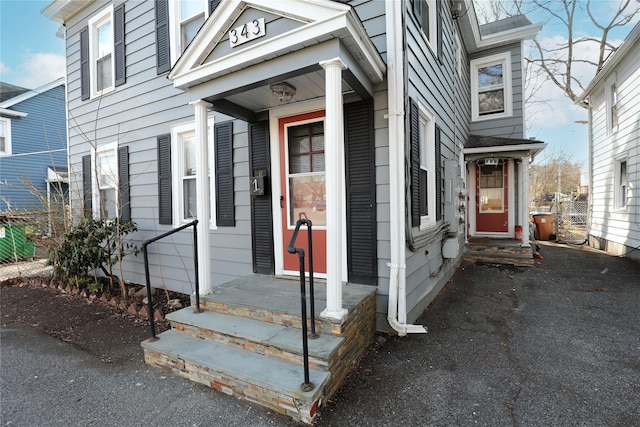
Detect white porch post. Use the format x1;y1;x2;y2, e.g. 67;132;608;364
521;156;531;246
319;57;348;322
191;99;213;294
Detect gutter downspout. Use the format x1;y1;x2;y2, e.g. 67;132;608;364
385;0;427;336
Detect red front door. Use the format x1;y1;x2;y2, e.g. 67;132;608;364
279;111;327;274
476;162;508;233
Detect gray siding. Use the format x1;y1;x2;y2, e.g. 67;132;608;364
402;0;467;327
64;0;252;294
469;43;525;139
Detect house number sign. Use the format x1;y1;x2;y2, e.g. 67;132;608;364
229;18;266;48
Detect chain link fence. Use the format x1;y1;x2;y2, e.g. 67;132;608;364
0;208;68;282
556;200;589;244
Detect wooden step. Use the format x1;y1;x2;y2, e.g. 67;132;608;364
142;330;328;423
166;308;344;370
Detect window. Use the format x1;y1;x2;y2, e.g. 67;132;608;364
286;120;326;227
171;119;215;227
606;77;619;134
88;6;114;96
411;0;438;54
168;0;209;66
470;52;513;121
615;159;628;210
417;101;436;228
93;142;119;219
479;164;504;212
0;118;11;156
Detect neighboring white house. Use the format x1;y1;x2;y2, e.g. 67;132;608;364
578;22;640;262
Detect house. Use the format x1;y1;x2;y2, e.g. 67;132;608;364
577;22;640;263
0;78;68;214
43;0;541;422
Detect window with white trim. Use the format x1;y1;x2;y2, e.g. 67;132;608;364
471;52;513;121
606;76;619;134
93;141;119;219
419;101;436;229
171;119;215;227
615;158;628;210
411;0;438;54
168;0;209;66
0;118;11;156
88;5;115;97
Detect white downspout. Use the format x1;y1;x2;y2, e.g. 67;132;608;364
385;0;427;335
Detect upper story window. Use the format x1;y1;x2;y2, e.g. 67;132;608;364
470;52;513;121
171;119;215;227
606;76;619;134
89;6;114;96
82;4;125;100
411;0;438;55
0;118;11;156
168;0;209;66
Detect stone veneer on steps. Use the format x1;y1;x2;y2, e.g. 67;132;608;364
142;277;376;424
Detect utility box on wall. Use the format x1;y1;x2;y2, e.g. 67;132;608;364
443;160;465;233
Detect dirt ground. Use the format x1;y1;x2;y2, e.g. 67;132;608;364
0;282;167;364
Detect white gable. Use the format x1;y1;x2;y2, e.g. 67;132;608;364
169;0;384;90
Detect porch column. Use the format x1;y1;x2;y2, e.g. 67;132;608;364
319;57;348;322
191;99;213;294
521;156;531;246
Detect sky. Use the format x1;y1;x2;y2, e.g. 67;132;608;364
0;0;638;173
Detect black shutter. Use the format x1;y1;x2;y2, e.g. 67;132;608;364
435;125;443;221
80;28;90;100
215;122;234;226
410;98;420;227
155;0;170;74
118;146;131;222
114;3;126;86
437;0;443;63
157;134;172;225
82;155;92;217
345;100;378;285
209;0;221;14
248;121;274;275
423;1;430;35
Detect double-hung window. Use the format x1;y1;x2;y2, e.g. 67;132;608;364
171;119;215;227
606;77;619;134
88;6;114;96
615;159;628;210
168;0;209;66
417;101;436;229
411;0;438;54
470;52;513;121
0;118;11;156
94;142;118;219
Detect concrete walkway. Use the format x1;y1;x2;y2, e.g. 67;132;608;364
1;242;639;426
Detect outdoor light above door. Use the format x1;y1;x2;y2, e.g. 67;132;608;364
270;82;296;102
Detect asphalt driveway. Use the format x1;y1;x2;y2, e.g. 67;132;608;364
2;242;639;426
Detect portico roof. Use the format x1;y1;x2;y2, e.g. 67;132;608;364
168;0;385;120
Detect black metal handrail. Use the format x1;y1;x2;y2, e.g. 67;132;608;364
287;218;318;392
142;219;200;341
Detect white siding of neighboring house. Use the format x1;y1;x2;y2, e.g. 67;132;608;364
588;38;640;260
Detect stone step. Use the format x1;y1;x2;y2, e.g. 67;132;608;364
142;330;329;423
166;308;344;370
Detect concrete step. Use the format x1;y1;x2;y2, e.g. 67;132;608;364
166;308;344;370
464;250;534;267
142;330;329;423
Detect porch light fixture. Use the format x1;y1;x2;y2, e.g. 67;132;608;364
270;82;296;102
